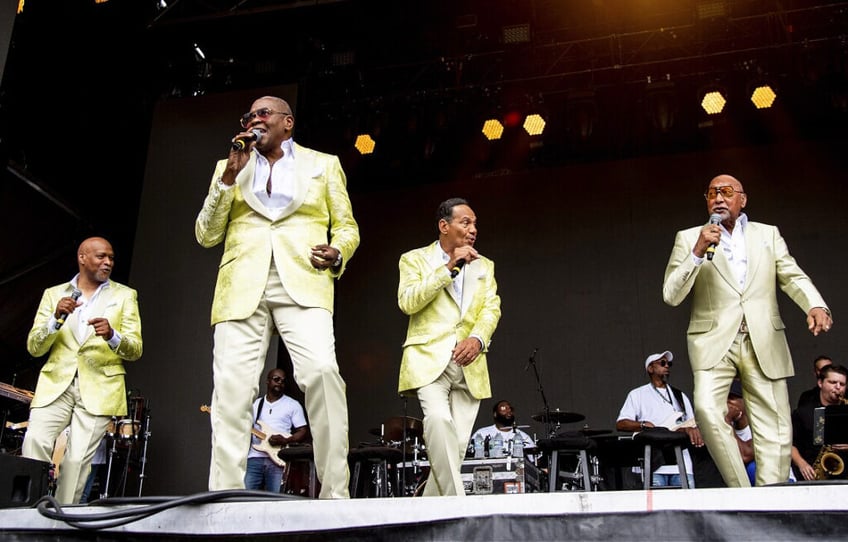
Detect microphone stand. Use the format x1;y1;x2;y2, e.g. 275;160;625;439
526;348;555;438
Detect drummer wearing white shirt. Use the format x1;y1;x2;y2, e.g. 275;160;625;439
470;400;536;463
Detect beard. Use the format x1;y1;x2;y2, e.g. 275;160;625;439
494;413;515;427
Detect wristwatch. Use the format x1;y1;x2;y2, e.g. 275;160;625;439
333;251;343;267
639;421;647;430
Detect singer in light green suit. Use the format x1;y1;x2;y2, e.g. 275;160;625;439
23;237;143;504
196;96;359;498
663;174;832;487
398;198;501;496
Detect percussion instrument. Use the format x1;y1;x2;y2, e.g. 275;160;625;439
531;409;585;424
381;416;424;442
106;418;135;438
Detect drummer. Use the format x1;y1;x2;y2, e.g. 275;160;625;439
470;400;536;463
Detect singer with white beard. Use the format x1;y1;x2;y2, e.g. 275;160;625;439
662;174;832;487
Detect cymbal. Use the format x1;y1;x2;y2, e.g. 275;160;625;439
531;410;585;424
382;416;424;442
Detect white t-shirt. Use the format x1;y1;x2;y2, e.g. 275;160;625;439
248;394;307;460
617;382;695;475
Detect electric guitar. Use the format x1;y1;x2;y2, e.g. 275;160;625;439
657;412;698;432
200;405;288;468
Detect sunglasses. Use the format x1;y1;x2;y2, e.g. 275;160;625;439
704;186;744;200
239;108;290;128
654;359;673;368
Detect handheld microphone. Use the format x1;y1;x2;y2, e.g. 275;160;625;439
55;288;82;330
450;258;466;279
231;129;262;151
705;213;722;261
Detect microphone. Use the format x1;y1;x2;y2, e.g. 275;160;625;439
450;258;466;279
524;347;539;371
55;288;82;330
705;213;722;261
231;129;262;151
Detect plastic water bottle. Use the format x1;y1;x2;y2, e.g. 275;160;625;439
492;433;504;458
473;434;484;459
511;433;524;458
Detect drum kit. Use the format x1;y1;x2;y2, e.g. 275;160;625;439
364;415;426;497
356;406;627;496
370;415;426;458
99;392;151;499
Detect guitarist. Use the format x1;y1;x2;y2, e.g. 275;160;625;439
246;368;308;492
616;351;704;488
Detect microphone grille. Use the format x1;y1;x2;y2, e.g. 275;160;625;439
709;213;722;225
250;128;263;141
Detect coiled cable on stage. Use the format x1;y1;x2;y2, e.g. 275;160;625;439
34;489;305;530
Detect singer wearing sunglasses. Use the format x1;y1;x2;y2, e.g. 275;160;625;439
662;173;832;487
196;96;359;498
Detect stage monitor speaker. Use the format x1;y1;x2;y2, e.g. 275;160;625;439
0;454;50;508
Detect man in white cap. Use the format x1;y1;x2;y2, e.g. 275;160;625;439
616;351;704;487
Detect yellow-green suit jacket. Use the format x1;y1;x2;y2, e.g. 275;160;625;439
663;221;828;379
397;241;502;399
26;281;143;416
195;143;359;325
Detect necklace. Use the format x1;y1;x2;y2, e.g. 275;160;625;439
653;385;673;406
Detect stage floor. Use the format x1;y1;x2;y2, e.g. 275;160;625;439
1;484;848;541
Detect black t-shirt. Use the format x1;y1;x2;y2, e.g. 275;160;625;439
792;398;822;466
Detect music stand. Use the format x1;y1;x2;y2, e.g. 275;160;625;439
814;405;848;446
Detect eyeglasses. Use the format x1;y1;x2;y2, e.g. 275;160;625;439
654;359;673;368
269;375;284;383
240;108;291;128
704;186;744;200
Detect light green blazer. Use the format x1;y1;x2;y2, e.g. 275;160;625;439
397;241;502;399
26;281;143;416
195;143;360;325
663;221;828;379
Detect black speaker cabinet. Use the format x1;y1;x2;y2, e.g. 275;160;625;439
0;454;50;508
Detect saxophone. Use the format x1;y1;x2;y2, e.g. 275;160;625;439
813;396;848;480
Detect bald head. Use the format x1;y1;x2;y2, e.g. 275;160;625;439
77;237;114;285
79;237;111;256
254;96;293;116
705;173;747;231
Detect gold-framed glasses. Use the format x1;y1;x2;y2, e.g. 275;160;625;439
704;186;744;200
240;108;290;128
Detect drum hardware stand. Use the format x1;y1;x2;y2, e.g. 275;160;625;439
102;417;119;499
589;455;603;491
137;407;151;496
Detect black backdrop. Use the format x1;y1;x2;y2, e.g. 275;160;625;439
127;87;847;495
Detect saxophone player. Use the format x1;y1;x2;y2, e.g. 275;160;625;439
791;365;848;480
